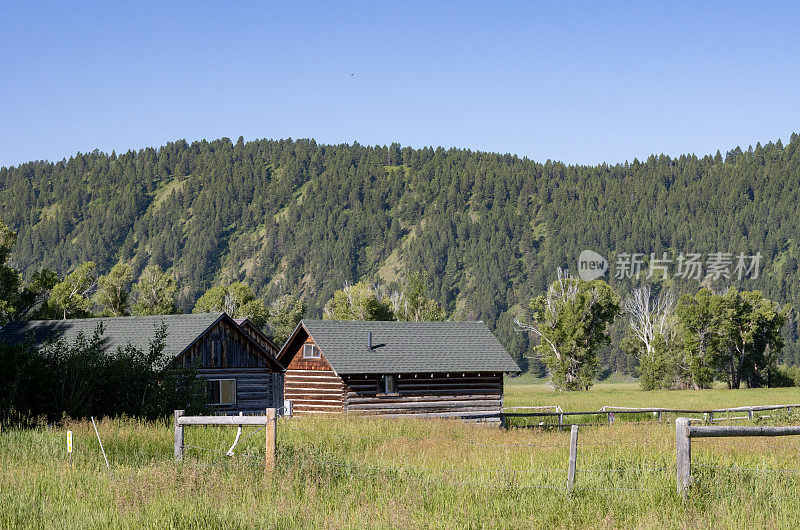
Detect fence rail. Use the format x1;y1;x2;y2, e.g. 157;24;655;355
676;417;800;496
168;409;800;498
174;409;277;472
494;403;800;427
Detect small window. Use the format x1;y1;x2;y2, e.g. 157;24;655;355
379;375;397;395
303;344;320;359
207;379;237;405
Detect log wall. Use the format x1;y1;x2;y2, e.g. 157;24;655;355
171;318;283;411
196;367;283;412
342;372;503;421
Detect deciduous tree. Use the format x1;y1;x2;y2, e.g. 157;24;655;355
517;269;620;390
324;281;394;321
48;262;96;319
131;265;178;316
267;294;306;346
94;263;132;316
194;282;269;328
624;285;679;389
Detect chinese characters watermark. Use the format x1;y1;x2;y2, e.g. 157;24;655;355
577;251;762;281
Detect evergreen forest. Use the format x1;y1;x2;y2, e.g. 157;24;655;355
2;136;799;373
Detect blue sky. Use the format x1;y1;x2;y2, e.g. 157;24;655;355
1;1;798;167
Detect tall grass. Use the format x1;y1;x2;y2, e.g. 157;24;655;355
2;406;800;528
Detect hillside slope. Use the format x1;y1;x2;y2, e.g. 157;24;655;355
2;136;800;370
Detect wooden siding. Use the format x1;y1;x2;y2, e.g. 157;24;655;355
283;337;345;414
239;321;279;356
176;319;273;369
342;372;503;422
168;318;283;413
197;368;284;412
280;327;505;421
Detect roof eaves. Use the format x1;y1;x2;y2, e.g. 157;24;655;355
276;321;308;366
237;318;280;353
175;312;226;360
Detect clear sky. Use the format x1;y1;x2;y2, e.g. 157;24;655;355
1;1;798;168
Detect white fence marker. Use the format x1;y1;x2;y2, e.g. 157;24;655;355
91;417;110;470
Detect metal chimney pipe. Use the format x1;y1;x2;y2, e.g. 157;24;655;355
367;331;372;350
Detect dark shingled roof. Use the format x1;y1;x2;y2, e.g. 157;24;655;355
292;320;520;374
0;313;229;361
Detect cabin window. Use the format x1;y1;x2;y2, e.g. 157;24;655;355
379;375;397;395
207;379;237;405
303;344;320;359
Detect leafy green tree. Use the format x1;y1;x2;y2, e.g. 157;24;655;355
3;323;208;423
97;324;207;418
715;289;788;388
93;263;132;316
0;221;23;324
267;294;306;346
48;262;96;319
194;282;269;328
518;270;620;390
624;333;679;390
324;281;394;321
675;289;722;389
131;265;178;316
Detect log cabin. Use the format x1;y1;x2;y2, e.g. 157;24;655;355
0;312;284;413
278;320;520;421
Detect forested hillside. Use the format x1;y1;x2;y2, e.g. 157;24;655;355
2;136;800;372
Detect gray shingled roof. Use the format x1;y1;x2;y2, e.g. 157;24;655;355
0;313;226;361
298;320;520;374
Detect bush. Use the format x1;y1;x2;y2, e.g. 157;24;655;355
0;323;207;426
766;364;800;388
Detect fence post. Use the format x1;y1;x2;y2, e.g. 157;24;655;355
676;417;691;496
708;411;714;424
559;412;564;426
567;425;578;494
265;408;277;472
747;409;754;421
174;409;185;462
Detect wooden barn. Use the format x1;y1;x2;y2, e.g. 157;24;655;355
277;320;520;421
0;312;284;412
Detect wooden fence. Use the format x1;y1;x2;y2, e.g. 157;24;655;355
170;408;800;496
173;409;277;472
675;417;800;496
487;403;800;428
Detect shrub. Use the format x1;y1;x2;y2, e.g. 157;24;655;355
0;323;207;426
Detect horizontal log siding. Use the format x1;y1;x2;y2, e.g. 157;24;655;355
197;368;283;413
342;373;503;420
284;337;345;414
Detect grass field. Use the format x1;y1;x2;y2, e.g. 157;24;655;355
2;383;800;528
504;379;800;411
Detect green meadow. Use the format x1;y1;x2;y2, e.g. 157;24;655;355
2;382;800;528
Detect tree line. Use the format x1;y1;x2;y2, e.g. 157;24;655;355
0;219;444;346
518;269;790;391
2;135;800;372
